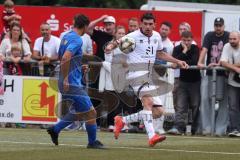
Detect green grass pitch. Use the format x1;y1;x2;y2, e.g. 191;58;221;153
0;128;239;160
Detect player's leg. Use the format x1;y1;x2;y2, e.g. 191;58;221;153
114;111;141;139
140;96;166;147
74;94;104;149
152;96;165;134
114;109;155;139
47;96;77;145
114;95;166;146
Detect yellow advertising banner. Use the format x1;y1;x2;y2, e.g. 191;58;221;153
22;79;58;122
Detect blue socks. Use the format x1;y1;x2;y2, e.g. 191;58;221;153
53;112;75;134
86;124;97;144
53;112;97;145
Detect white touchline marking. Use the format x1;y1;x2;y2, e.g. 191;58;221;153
0;140;240;155
119;133;240;141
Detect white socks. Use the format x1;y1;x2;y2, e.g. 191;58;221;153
153;116;165;134
123;110;155;139
122;112;140;124
142;110;155;139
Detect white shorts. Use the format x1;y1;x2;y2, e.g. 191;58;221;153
152;96;163;106
132;84;163;106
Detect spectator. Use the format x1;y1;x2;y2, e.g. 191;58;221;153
88;15;116;127
98;25;126;130
3;17;31;44
88;15;115;60
8;44;22;75
173;22;198;129
168;31;201;135
0;59;3;95
198;17;229;136
128;17;139;33
158;21;174;63
32;23;60;76
175;22;197;46
173;22;196;112
220;31;240;137
0;22;31;75
81;33;93;55
1;0;21;34
156;21;174;134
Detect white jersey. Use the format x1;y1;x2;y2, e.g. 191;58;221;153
120;30;170;105
127;29;163;64
126;29;163;79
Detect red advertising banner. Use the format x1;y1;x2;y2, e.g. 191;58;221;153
0;5;203;46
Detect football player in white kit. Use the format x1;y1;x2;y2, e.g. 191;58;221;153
105;12;188;147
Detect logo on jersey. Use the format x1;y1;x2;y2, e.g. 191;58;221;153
140;40;143;43
154;39;157;44
62;40;68;45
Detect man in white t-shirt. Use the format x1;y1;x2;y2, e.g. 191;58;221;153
159;22;174;55
220;31;240;137
105;12;188;147
32;23;60;76
156;21;175;134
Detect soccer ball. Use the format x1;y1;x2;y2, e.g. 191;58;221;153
119;36;136;54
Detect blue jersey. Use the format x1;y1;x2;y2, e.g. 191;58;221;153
58;30;83;88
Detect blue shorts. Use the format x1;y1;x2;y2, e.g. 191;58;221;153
62;94;93;113
60;85;93;113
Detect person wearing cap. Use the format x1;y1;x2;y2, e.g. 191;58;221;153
197;17;229;136
88;15;116;61
87;15;116;128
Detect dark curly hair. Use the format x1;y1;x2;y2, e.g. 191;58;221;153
73;14;90;29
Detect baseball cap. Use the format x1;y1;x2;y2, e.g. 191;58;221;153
103;16;116;23
214;17;224;26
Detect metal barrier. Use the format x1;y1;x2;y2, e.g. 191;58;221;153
3;58;60;77
1;58;227;136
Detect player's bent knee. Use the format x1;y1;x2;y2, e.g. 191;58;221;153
76;106;97;123
152;106;164;119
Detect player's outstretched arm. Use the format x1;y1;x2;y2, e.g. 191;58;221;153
157;50;189;69
61;51;72;92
